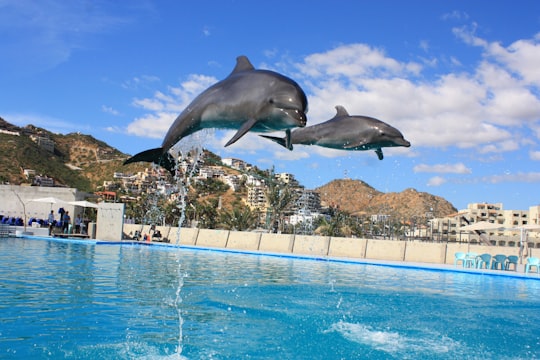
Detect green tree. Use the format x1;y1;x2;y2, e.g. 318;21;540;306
265;176;296;233
220;205;259;231
314;208;352;237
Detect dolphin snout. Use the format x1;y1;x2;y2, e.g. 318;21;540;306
400;139;411;147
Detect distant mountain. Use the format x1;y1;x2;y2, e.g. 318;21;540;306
315;179;457;219
1;117;458;217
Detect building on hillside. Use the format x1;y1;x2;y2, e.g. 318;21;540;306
290;189;321;213
275;172;299;187
23;169;36;179
0;129;20;136
30;135;54;153
247;186;267;211
287;209;326;228
221;158;247;171
33;175;54;187
429;202;540;247
245;174;264;187
198;166;225;179
222;174;241;191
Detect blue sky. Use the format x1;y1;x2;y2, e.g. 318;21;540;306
1;1;540;212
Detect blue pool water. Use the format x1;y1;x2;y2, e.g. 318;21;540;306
1;237;540;359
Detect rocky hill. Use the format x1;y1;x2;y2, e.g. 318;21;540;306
316;179;457;220
1;117;458;217
0;118;147;190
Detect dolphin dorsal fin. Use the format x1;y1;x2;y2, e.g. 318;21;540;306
232;56;255;74
335;105;349;117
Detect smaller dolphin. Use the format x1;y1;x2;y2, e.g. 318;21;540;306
260;105;410;159
124;55;308;173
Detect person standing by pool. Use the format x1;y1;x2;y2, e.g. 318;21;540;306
74;214;82;234
47;210;55;236
62;211;71;234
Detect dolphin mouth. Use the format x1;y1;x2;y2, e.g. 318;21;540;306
278;108;307;127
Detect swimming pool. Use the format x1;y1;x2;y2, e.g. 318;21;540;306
1;237;539;359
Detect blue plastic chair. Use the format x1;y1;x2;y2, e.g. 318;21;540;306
505;255;519;271
464;252;478;268
491;254;507;270
476;254;492;269
454;252;466;267
525;257;540;274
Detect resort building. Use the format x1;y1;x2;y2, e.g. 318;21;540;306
430;202;540;247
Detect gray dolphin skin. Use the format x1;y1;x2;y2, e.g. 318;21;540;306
260;105;410;160
124;55;308;173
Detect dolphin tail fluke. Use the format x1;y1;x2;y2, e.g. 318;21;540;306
375;148;384;160
259;135;294;151
123;148;177;175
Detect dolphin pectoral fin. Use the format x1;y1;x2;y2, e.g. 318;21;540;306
375;148;384;160
124;147;177;175
225;118;258;147
285;129;293;150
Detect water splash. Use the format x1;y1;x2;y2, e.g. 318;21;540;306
170;132;207;245
326;321;462;357
168;131;209;357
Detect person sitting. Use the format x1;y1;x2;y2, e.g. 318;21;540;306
152;230;162;241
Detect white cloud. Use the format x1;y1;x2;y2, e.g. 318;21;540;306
414;163;472;174
298;43;421;81
125;74;217;138
481;172;540;184
441;11;469;21
122;75;161;90
427;176;447;186
124;32;540;166
126;112;176;139
530;151;540;161
101;105;120;116
478;139;519;154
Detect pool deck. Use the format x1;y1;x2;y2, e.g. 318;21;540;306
13;233;540;280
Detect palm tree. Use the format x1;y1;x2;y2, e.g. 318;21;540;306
314;208;352;237
265;175;296;233
219;205;259;231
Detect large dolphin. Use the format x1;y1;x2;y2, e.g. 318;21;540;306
124;55;308;172
260;105;410;160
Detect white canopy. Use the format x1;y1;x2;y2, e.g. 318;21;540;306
68;200;99;209
459;221;505;232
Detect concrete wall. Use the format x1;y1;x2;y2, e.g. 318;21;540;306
405;241;448;264
328;237;367;258
96;203;125;241
118;224;540;268
366;239;406;261
0;185;88;222
227;231;261;251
